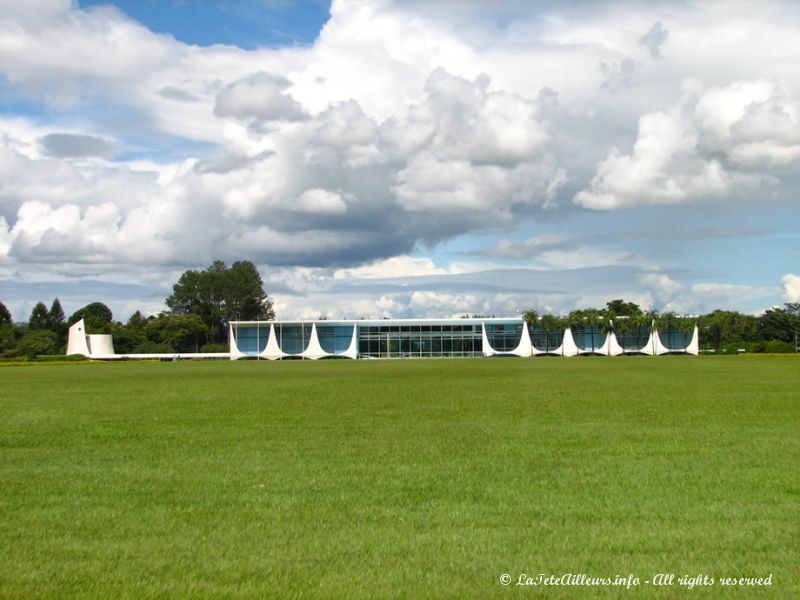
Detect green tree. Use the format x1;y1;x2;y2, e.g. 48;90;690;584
159;314;209;353
522;309;539;325
0;324;18;357
654;312;696;333
126;310;149;330
108;322;146;354
606;299;642;317
0;301;11;326
28;302;51;329
16;329;58;357
698;310;757;350
48;298;65;328
68;302;114;333
166;260;274;343
757;304;800;343
539;314;569;331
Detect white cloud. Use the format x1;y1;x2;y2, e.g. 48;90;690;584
574;79;800;210
295;188;349;214
782;274;800;303
214;72;306;122
334;255;450;279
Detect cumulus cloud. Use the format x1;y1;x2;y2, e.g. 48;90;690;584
295;188;350;214
334;255;450;279
214;72;307;122
573;79;800;210
782;274;800;303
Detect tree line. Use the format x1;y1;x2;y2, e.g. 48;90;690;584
0;260;274;358
1;265;798;358
522;299;800;354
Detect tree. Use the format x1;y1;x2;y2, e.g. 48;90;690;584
654;312;696;333
16;329;58;357
0;301;11;326
126;310;149;330
154;314;208;353
68;302;114;334
0;324;18;357
68;302;113;325
28;302;51;329
48;298;65;328
539;314;569;331
166;260;274;343
108;322;146;354
757;305;800;343
522;309;539;325
606;299;642;317
698;310;757;350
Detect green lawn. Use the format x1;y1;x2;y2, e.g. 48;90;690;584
1;357;798;598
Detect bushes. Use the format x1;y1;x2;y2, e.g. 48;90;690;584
201;343;229;353
715;340;795;354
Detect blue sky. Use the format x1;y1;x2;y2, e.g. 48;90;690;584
0;0;798;322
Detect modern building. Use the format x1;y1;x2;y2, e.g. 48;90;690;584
66;316;699;360
229;318;699;360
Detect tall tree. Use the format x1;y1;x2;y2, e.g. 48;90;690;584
606;299;642;317
166;260;275;343
28;302;51;329
0;301;11;326
757;305;800;343
522;309;539;325
48;298;65;328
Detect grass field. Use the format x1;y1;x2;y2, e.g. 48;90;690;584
1;356;799;598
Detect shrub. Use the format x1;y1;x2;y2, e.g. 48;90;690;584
131;341;174;354
201;343;229;353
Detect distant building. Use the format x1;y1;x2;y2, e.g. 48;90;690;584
67;316;698;360
229;317;699;359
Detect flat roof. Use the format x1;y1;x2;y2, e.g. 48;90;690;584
231;317;523;326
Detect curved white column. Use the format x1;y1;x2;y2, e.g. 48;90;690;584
637;323;657;355
262;323;286;360
229;323;244;360
654;330;671;355
687;325;699;355
302;323;328;360
481;322;494;356
596;332;611;356
608;332;624;356
512;324;533;357
343;325;359;359
558;328;579;357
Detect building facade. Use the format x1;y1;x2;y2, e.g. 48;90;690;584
229;318;699;359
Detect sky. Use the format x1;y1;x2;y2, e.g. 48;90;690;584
0;0;798;323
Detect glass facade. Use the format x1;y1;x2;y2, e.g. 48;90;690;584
358;323;483;358
528;327;565;352
275;323;312;355
234;325;270;355
229;318;696;359
485;323;523;352
572;325;606;353
660;330;692;351
318;324;354;354
616;327;651;353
